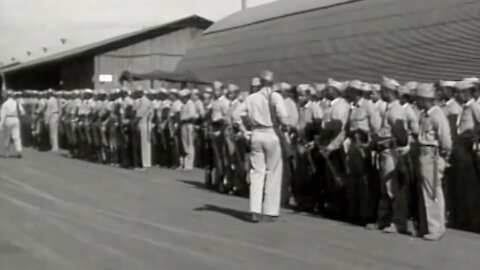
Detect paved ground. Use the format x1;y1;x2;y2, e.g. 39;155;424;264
1;147;480;270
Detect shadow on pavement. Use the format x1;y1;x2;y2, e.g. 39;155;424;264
194;204;253;223
179;179;218;194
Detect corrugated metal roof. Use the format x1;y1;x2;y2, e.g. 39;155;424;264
2;15;212;74
205;0;358;34
178;0;480;89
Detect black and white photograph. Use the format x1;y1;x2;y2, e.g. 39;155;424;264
1;0;480;269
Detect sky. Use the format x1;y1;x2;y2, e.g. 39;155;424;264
0;0;276;66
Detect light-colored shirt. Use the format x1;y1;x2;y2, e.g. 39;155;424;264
171;100;183;115
402;103;419;135
45;96;60;121
194;99;205;118
0;98;24;124
211;96;231;123
378;100;406;139
442;98;462;117
298;100;323;131
457;98;480;137
227;99;241;124
135;96;153;121
232;87;288;128
374;99;387;116
284;97;299;128
35;98;47;114
349;98;381;133
180;99;199;121
325;97;350;151
418;106;452;154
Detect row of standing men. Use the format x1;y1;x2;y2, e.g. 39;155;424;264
4;74;480;240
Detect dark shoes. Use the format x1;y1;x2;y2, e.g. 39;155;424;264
423;233;443;241
250;213;278;223
250;213;261;223
262;215;278;223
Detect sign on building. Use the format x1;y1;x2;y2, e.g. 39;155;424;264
99;74;113;82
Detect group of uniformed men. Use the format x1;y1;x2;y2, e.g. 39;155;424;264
2;71;480;241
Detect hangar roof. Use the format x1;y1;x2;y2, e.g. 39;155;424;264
178;0;480;89
205;0;356;34
2;15;212;74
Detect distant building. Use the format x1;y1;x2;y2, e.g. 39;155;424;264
178;0;480;89
1;15;212;90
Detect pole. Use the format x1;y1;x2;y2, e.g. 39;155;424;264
241;0;247;10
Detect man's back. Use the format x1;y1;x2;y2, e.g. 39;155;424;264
240;88;287;128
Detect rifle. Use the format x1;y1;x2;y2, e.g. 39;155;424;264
432;148;439;201
318;147;344;187
301;140;317;176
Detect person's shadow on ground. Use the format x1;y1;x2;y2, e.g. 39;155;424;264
194;204;253;222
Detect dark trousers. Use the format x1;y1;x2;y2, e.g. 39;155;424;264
376;152;410;230
346;144;378;224
131;125;142;168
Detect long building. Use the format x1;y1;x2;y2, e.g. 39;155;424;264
0;15;212;90
178;0;480;89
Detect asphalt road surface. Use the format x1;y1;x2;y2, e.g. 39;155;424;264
1;147;480;270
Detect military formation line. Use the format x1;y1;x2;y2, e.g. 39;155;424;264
1;72;480;241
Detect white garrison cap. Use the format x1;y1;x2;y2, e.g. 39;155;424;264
213;81;223;89
348;79;363;90
455;80;475;91
314;83;326;93
228;84;239;92
272;83;281;92
360;82;372;92
327;78;343;90
204;87;213;93
404;81;418;91
416;83;435;98
170;88;179;94
280;82;291;91
382;76;400;90
251;77;261;87
260;70;274;82
398;85;411;96
179;89;191;96
297;84;312;94
463;77;479;84
372;84;381;92
192;89;199;95
439;80;456;88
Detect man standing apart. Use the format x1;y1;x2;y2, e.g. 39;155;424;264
179;89;199;170
416;83;452;240
135;88;153;169
45;89;60;152
233;70;289;222
0;90;25;158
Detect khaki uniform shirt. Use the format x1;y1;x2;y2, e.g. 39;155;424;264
180;99;199;121
349;97;381;134
0;98;24;125
402;103;420;136
325;97;350;151
284;97;299;129
233;87;288;128
378;100;404;137
211;96;231;123
298;101;323;131
418;106;452;154
457;99;480;137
